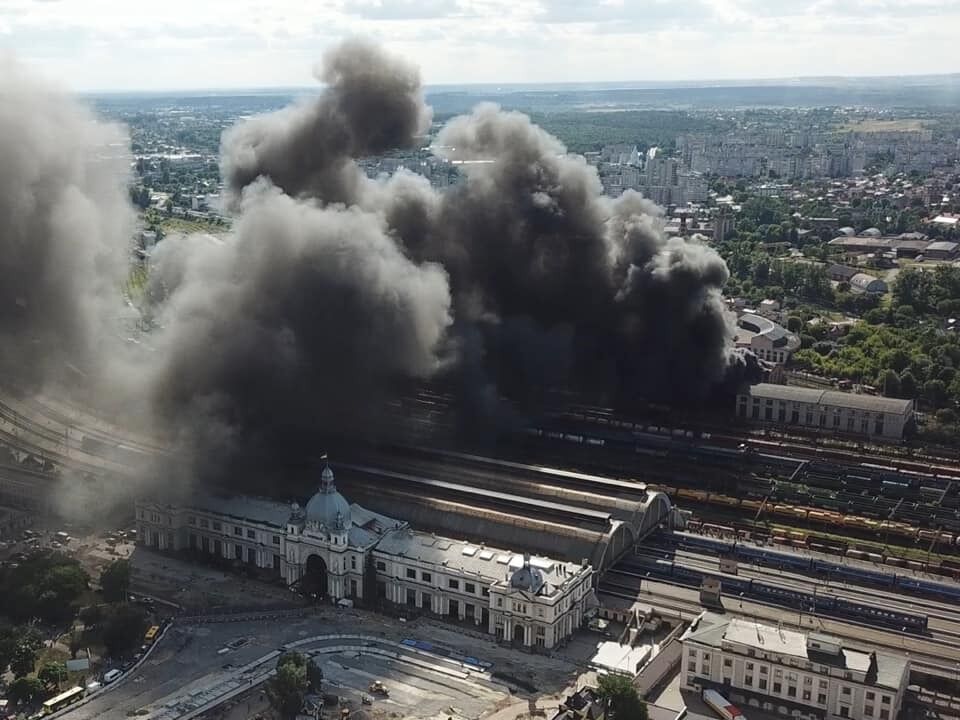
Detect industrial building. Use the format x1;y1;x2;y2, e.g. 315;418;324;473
735;384;914;441
735;314;801;364
681;612;909;720
135;462;592;649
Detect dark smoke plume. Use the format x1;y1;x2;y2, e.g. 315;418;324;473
0;58;133;388
1;40;750;492
429;104;739;405
221;38;432;207
151;43;745;472
146;181;452;476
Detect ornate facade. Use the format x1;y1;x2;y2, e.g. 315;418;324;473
135;463;592;649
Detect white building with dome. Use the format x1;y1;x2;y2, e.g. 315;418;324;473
135;462;592;649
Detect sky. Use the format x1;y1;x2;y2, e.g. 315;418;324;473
1;0;959;91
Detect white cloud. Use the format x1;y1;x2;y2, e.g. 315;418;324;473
0;0;956;89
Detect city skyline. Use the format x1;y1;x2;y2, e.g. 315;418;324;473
2;0;960;91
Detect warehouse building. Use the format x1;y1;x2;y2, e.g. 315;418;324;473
735;384;914;441
135;462;592;649
681;612;909;720
849;273;887;295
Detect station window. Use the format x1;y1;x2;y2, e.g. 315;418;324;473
233;526;242;536
376;560;386;572
187;515;195;525
246;529;255;539
212;522;222;531
200;519;209;529
272;535;280;545
421;571;432;583
448;579;459;590
465;582;475;594
406;568;416;579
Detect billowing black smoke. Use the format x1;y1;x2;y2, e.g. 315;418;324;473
1;39;754;485
220;38;432;208
154;39;749;469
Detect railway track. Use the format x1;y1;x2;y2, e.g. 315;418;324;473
636;546;960;637
600;571;960;680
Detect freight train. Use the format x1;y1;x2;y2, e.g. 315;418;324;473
672;531;960;604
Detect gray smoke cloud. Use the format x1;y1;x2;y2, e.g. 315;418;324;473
0;57;134;388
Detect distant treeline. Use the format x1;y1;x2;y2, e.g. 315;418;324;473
529;110;735;154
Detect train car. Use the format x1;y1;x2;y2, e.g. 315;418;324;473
748;582;807;609
896;575;960;602
833;598;927;633
736;545;813;572
673;532;733;554
833;565;896;587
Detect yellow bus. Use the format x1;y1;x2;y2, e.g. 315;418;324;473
42;686;84;715
143;625;160;644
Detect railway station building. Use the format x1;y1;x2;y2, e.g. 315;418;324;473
135;462;592;649
682;612;909;720
735;384;914;441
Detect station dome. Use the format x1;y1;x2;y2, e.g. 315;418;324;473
304;464;351;530
510;556;545;594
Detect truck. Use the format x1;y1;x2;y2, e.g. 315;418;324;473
703;688;746;720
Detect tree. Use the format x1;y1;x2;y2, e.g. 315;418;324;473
924;379;948;408
100;560;132;603
267;652;309;719
878;369;901;398
900;370;918;399
101;604;148;658
6;676;45;705
786;316;803;333
38;661;68;690
597;674;648;720
11;638;38;678
36;563;89;623
306;657;323;692
0;625;16;675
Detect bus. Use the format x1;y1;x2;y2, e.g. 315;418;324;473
143;625;160;644
703;689;746;720
42;686;84;715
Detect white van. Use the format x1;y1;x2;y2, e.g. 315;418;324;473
103;669;123;684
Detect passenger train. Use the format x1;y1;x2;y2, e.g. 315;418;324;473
619;556;928;634
672;531;960;604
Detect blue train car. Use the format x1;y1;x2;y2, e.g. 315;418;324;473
830;564;895;587
673;532;733;554
896;576;960;602
736;545;813;572
833;598;927;632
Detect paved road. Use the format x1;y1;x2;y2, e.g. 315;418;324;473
57;609;577;720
